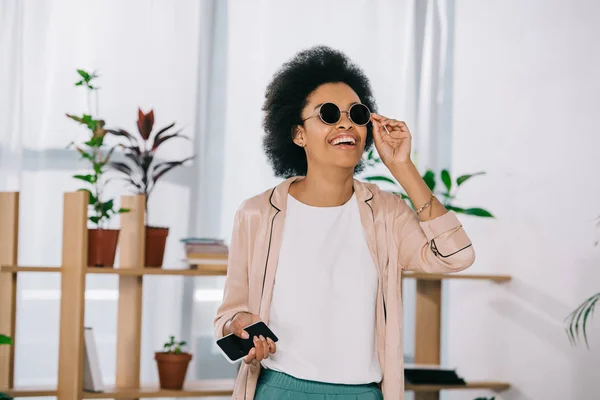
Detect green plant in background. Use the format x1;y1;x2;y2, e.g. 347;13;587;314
474;397;495;400
0;335;13;400
362;149;494;218
565;292;599;348
162;335;188;354
0;334;11;345
66;69;129;227
106;108;194;222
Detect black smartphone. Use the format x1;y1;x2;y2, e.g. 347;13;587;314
216;321;279;363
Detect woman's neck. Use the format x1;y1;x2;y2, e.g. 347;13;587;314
289;168;355;207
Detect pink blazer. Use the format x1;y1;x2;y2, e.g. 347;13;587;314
214;176;475;399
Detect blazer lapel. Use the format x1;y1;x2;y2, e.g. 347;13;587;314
257;176;298;322
354;179;380;268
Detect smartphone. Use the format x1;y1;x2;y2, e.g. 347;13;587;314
216;321;279;363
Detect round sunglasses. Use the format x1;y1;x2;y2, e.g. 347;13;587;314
302;102;371;126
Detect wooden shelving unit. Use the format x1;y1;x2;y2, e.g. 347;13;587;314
0;191;511;399
0;192;235;400
401;269;511;399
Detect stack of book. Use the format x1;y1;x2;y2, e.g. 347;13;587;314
181;238;228;271
404;364;466;386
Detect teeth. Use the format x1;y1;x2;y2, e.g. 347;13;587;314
332;137;356;145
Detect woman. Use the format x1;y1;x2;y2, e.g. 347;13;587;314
214;46;475;400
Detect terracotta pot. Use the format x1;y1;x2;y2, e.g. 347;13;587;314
145;226;169;267
154;352;192;390
88;229;120;267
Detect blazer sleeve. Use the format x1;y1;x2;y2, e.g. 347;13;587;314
394;198;476;273
213;207;251;340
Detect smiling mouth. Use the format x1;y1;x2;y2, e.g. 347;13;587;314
330;136;357;147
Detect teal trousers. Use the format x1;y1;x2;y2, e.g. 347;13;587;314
255;369;383;400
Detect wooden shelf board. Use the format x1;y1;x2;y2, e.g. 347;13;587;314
406;381;510;391
402;271;511;282
82;379;235;398
2;380;510;398
87;264;227;276
4;386;57;397
0;265;61;273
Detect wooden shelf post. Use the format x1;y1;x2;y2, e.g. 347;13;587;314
0;192;19;390
115;195;145;397
57;192;89;400
414;279;442;400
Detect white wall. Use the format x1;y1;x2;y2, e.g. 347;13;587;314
448;1;600;399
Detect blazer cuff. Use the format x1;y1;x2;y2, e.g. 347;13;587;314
419;210;463;241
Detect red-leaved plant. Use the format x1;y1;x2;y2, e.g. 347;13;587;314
107;109;194;223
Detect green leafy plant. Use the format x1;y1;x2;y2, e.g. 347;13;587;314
0;335;13;399
474;397;495;400
0;334;12;345
565;292;599;348
362;149;494;218
66;69;129;228
162;335;188;354
107;109;194;223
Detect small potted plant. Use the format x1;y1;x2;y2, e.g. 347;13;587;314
66;69;129;267
0;334;13;400
107;109;194;267
155;335;192;390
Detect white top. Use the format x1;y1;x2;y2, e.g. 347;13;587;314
261;193;382;384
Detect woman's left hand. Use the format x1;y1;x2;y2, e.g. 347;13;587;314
371;113;413;167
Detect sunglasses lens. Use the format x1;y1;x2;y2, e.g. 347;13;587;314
349;104;371;126
319;103;341;124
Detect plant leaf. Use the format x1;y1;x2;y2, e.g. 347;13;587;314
0;334;12;345
108;176;144;193
462;207;494;218
456;171;485;186
73;174;96;184
117;208;131;214
581;295;599;348
137;108;155;140
90;216;100;224
150;122;176;146
151;131;189;151
151;157;194;184
101;199;114;213
441;169;452;192
446;205;466;213
109;161;134;176
78;189;97;204
363;175;396;185
77;69;90;80
422;170;436;192
106;129;139;146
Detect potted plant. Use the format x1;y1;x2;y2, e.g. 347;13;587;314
0;334;13;400
362;149;494;218
66;69;129;267
107;109;194;267
154;335;192;390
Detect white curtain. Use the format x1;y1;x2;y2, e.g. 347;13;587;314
0;0;454;390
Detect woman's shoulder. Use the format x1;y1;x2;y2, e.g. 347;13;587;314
235;186;277;217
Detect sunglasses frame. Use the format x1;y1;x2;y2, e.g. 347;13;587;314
302;102;372;126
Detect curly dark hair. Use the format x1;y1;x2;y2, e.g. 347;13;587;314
262;45;377;178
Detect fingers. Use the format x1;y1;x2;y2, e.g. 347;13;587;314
371;114;409;134
244;335;273;364
229;318;249;339
267;337;277;354
371;119;385;144
243;348;256;364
